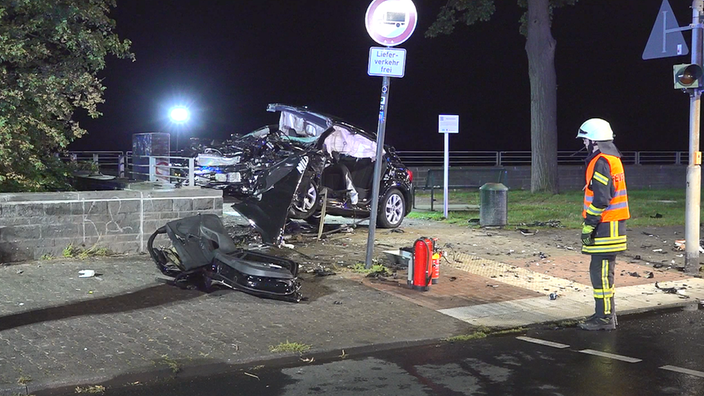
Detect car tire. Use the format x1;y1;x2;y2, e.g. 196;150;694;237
377;188;405;228
289;180;321;219
304;211;322;226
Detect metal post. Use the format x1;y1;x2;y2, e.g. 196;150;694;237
149;156;156;182
685;0;703;274
365;76;391;269
443;132;449;218
118;154;125;178
188;158;195;188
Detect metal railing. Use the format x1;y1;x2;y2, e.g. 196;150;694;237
128;155;196;187
59;151;195;186
64;150;689;182
395;151;688;167
59;151;126;177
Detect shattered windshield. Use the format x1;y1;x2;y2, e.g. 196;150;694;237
279;110;328;138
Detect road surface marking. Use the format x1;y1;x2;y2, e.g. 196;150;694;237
516;336;570;349
660;365;704;378
579;349;642;363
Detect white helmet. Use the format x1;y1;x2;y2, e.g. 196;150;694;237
576;118;614;141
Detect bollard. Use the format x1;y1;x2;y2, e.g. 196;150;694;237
479;182;508;226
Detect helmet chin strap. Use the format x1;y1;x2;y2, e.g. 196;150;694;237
587;140;599;154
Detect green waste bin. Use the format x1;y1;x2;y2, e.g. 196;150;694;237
479;183;508;226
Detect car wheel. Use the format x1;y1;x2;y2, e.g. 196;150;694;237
289;180;321;219
377;188;405;228
304;211;322;226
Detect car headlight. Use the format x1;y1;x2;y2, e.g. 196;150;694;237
214;173;227;182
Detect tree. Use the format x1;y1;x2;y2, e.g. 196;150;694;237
0;0;133;192
426;0;578;193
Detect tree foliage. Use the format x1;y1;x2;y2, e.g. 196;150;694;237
426;0;577;38
0;0;133;192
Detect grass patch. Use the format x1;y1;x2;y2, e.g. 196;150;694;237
553;319;581;328
412;188;695;229
16;376;31;385
63;244;81;258
490;327;527;336
74;385;105;394
62;244;113;260
446;332;488;342
155;355;181;374
269;341;311;354
349;263;390;276
445;326;527;342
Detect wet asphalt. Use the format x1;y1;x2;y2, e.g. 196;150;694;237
35;305;704;396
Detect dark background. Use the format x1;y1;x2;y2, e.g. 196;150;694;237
70;0;695;153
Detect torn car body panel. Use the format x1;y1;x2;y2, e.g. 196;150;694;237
232;154;309;244
147;214;301;302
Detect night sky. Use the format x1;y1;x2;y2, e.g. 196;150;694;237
70;0;695;153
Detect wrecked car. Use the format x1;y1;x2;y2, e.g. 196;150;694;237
191;104;413;243
148;213;302;302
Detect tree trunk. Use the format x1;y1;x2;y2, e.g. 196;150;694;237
525;0;559;193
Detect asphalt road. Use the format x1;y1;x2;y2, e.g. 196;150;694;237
38;303;704;396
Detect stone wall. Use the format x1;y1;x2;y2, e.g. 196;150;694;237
410;165;688;191
0;188;223;262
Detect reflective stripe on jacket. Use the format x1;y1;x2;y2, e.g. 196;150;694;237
582;220;627;254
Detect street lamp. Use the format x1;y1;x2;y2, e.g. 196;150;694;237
168;106;190;152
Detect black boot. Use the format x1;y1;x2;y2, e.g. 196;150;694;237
578;316;616;331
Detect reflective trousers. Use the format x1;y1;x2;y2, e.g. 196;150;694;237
589;254;616;318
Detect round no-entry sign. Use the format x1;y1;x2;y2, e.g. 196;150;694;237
365;0;417;47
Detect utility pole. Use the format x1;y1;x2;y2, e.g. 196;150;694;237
685;0;703;274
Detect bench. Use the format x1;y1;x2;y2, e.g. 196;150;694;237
413;167;507;211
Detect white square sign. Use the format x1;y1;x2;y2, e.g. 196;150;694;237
439;115;459;133
368;47;406;78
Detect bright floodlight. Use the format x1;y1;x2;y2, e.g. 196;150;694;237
169;106;190;123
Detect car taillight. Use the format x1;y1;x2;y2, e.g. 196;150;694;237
406;169;413;182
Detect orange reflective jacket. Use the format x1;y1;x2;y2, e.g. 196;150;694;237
583;153;630;222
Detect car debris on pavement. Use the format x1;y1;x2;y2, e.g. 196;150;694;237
148;214;302;302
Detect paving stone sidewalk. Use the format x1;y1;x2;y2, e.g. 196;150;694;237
0;255;471;395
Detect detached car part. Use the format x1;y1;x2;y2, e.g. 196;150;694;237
147;213;301;302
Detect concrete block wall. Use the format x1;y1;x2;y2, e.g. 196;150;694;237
0;188;223;263
410;165;687;192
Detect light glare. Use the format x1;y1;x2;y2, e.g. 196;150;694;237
169;107;190;123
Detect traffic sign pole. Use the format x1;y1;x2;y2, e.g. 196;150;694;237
684;0;703;274
438;115;459;219
364;0;417;269
443;132;450;218
365;76;391;270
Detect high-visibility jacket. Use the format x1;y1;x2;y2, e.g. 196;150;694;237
582;153;630;254
583;153;630;222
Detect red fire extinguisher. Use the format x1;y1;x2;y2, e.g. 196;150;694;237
431;249;441;284
412;237;434;291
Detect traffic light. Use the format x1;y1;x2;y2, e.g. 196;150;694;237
673;63;703;89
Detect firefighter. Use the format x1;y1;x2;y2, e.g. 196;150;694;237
576;118;630;331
